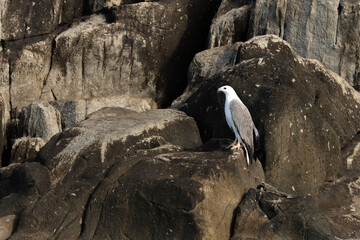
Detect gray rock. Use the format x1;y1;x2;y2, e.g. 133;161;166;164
8;37;52;107
247;0;360;87
40;0;220;107
20;103;62;142
208;5;252;48
10;137;45;164
49;100;87;130
173;35;360;195
0;0;83;41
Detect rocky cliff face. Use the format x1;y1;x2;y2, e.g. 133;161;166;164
0;0;360;239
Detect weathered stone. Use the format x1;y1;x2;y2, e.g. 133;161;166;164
208;5;252;48
0;162;50;220
49;100;87;130
173;35;360;195
0;214;16;240
7;108;265;239
0;0;84;41
19;103;62;142
86;95;157;115
50;95;157;129
247;0;360;87
10;137;45;164
230;188;280;240
172;43;241;108
8;37;52;107
41;0;220;107
316;135;360;239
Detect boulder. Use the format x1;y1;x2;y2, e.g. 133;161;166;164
0;162;50;217
208;4;252;48
0;93;10;166
316;135;360;239
247;0;360;87
173;35;360;195
50;95;157;129
10;137;45;164
40;0;221;107
0;0;83;40
0;214;16;240
19;103;62;142
231;184;334;239
8;108;264;239
8;37;53;107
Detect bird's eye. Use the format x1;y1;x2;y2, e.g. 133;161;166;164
224;87;227;90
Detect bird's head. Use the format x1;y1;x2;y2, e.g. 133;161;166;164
217;85;238;98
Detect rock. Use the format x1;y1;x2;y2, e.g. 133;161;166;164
0;0;84;41
172;43;241;108
247;0;360;87
208;4;252;48
173;35;360;195
50;95;157;129
40;0;220;107
10;162;50;194
0;214;16;240
8;37;53;107
230;188;280;240
0;162;50;219
7;108;264;239
0;93;10;166
39;108;202;185
10;137;45;164
49;100;87;130
232;184;334;239
19;103;62;142
86;95;157;114
0;163;20;199
316;134;360;239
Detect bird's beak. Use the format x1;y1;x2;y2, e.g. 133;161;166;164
217;88;221;94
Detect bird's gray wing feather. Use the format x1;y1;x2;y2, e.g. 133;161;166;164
230;99;255;157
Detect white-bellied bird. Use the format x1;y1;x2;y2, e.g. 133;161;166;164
217;85;260;165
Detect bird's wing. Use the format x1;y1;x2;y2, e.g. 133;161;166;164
229;99;255;156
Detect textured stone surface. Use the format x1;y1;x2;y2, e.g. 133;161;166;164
208;5;251;48
0;0;83;41
174;35;360;195
10;137;45;164
0;214;16;240
247;0;360;87
0;162;50;217
8;37;53;107
4;108;261;239
40;0;220;107
19;103;62;142
50;95;157;129
231;184;334;239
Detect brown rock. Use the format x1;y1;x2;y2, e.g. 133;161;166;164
173;35;360;195
10;137;45;164
8;108;265;239
0;214;16;240
19;103;62;142
41;0;220;107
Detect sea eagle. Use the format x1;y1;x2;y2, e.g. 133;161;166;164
217;85;259;165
